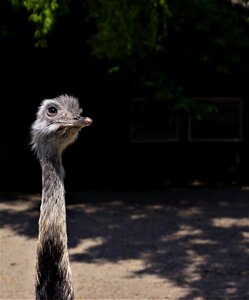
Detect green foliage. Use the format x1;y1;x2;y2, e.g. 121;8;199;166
86;0;171;59
108;66;121;74
173;98;218;121
167;0;249;74
22;0;59;47
136;0;249;118
142;71;218;120
10;0;23;8
7;0;249;119
11;0;249;71
10;0;171;55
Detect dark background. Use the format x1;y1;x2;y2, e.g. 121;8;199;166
1;0;249;193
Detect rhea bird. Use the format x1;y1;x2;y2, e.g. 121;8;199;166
31;94;92;300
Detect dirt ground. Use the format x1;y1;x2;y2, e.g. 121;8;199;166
1;187;249;300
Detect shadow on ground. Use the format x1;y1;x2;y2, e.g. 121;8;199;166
1;188;249;299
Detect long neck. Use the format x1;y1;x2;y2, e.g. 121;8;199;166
36;153;74;300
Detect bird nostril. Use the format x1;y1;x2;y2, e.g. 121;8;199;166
73;116;81;120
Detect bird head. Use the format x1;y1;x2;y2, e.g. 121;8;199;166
31;94;92;158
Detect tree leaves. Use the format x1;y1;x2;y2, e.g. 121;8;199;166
82;0;171;59
23;0;59;47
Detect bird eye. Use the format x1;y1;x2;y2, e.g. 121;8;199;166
47;106;58;116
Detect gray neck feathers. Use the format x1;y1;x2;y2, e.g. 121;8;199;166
36;153;74;300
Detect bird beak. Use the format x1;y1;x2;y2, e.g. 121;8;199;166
74;116;92;128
